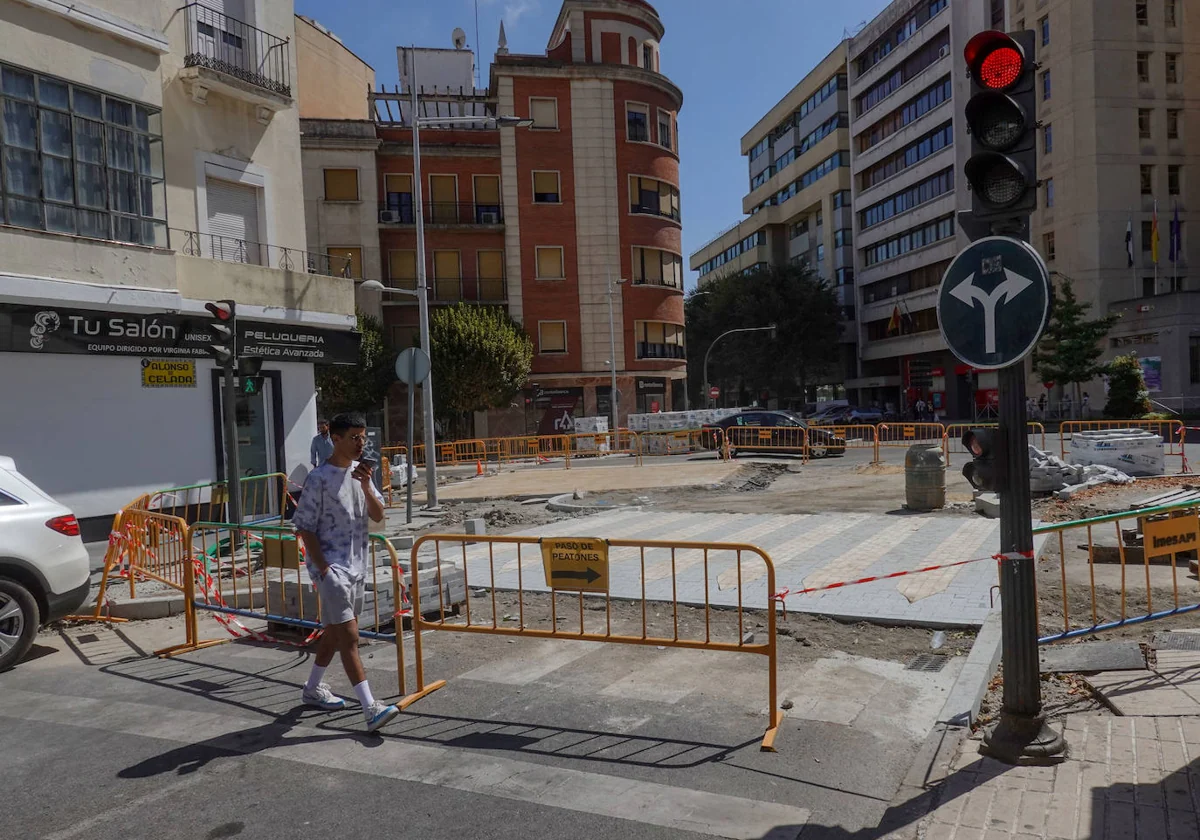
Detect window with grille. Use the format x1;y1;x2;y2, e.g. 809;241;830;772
0;62;166;245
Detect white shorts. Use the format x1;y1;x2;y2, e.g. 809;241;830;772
315;566;365;627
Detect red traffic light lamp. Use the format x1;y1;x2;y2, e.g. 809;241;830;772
964;30;1028;91
961;30;1038;232
205;299;237;366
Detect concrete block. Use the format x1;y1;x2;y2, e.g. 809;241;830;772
975;492;1000;519
464;518;487;536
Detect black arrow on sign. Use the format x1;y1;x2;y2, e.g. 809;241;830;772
552;567;601;584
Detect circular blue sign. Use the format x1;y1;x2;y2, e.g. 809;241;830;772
937;236;1051;370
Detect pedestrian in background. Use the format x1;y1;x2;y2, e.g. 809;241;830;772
310;418;334;468
293;412;399;733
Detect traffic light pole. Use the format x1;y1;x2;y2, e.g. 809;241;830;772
220;358;243;541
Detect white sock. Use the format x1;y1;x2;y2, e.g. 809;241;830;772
304;665;327;692
352;680;375;709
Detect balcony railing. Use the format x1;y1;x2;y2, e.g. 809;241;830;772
171;228;351;277
636;342;686;360
386;276;508;303
380;202;504;226
182;3;292;98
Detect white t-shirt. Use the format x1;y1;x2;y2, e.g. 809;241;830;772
291;461;385;581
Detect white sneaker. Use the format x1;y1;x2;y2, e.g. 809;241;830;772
364;701;400;732
301;682;347;711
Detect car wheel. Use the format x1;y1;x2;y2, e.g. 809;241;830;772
0;579;39;672
809;445;828;459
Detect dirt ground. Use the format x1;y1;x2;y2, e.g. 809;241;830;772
434;587;976;671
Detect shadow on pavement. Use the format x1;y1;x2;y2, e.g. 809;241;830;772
98;644;757;771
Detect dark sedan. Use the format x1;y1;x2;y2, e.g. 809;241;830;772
700;411;847;458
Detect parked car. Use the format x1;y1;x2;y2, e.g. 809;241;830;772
0;456;91;671
700;411;846;458
810;405;884;425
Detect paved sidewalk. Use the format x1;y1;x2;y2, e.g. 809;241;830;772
434;460;738;500
425;510;1048;626
915;714;1200;839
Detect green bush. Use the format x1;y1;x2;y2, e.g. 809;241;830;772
1103;354;1152;419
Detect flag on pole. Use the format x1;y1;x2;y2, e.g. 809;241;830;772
1170;204;1181;263
887;305;901;336
1151;201;1160;264
1125;218;1134;268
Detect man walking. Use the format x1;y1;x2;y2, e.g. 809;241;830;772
310;418;334;468
292;412;399;732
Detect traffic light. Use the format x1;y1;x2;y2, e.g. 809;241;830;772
204;300;237;367
961;428;1001;492
962;30;1038;233
238;356;264;396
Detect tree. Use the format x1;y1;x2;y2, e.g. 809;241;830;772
1031;280;1118;417
315;311;396;417
686;264;841;407
429;303;533;437
1103;353;1151;419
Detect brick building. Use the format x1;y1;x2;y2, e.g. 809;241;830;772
370;0;685;439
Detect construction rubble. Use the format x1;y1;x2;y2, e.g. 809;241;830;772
1030;443;1136;499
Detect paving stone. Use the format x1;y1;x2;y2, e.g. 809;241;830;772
1039;640;1147;673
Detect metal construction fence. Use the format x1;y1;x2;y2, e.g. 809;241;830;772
943;423;1048;462
396;533;784;751
1033;498;1200;645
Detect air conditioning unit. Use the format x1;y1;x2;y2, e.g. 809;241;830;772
379;210;398;223
939;45;949;59
478;210;500;224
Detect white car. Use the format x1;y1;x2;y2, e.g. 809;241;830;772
0;456;91;671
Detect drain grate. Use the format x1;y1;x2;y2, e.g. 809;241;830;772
1154;632;1200;652
905;653;949;673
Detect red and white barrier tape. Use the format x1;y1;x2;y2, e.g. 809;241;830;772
192;554;323;647
772;550;1036;614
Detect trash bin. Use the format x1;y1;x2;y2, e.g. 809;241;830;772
905;443;946;511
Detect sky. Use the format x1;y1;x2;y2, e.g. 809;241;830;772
294;0;895;289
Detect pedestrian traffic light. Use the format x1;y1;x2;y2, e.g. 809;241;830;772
204;299;237;367
962;428;1001;492
238;356;263;396
962;30;1038;231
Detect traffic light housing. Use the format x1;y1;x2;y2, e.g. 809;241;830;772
238;356;264;396
204;299;237;367
962;30;1038;234
962;428;1002;492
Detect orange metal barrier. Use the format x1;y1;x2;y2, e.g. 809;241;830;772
944;422;1046;462
1058;420;1187;474
876;422;946;448
567;430;641;463
638;428;725;458
723;425;808;460
806;423;877;461
396;533;783;750
1034;498;1200;644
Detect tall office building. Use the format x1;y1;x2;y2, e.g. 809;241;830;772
688;43;857;398
847;0;1002;419
1021;0;1198;408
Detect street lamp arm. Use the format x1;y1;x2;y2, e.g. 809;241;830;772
702;324;777;408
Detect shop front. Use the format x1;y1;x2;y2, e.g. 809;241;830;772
0;302;358;537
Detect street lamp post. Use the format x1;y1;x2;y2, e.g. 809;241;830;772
606;273;626;432
403;49;533;507
702;324;777;408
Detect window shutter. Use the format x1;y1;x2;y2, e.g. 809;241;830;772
323;169;359;201
478;250;504;279
536;247;563;278
206;177;260;263
474;176;500;204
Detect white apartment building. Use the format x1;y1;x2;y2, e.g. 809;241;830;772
847;0;1003;419
0;0;358;537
